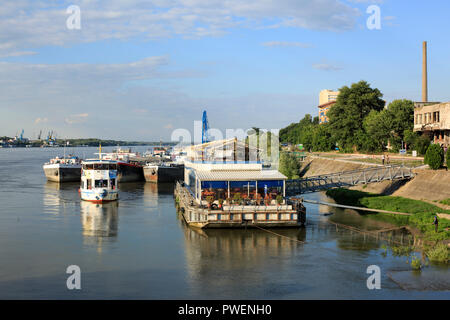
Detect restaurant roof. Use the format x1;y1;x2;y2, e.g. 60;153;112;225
195;169;286;181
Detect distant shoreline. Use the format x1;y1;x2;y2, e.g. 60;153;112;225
0;137;177;148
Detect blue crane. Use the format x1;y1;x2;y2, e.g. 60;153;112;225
202;110;211;144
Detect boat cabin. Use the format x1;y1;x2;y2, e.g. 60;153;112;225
184;161;287;207
81;160;119;202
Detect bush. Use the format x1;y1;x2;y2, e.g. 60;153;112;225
414;134;431;155
426;243;449;263
425;144;444;170
446;148;450;167
410;256;422;270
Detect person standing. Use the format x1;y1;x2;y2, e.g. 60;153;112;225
433;215;439;232
381;154;385;165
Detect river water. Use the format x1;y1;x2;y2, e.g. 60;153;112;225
0;147;448;299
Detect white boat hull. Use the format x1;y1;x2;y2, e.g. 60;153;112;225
81;188;119;203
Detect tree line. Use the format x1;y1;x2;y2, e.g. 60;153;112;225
280;80;432;154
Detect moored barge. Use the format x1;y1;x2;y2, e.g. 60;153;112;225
175;159;305;229
144;162;184;183
43;156;82;182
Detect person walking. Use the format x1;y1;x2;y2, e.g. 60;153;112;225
381;154;385;165
386;154;390;165
433;215;439;233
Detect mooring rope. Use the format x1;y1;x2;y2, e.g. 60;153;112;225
253;225;306;244
326;220;410;246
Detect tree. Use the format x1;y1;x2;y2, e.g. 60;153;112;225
364;109;391;151
279;114;317;149
446;148;450;168
311;123;334;152
424;144;444;170
327;80;385;151
279;151;301;179
384;99;414;150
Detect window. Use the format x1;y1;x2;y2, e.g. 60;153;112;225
110;178;116;189
87;179;92;190
95;180;108;188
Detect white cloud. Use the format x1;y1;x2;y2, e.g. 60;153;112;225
262;41;313;48
0;1;360;56
65;113;89;125
0;51;38;58
312;63;342;71
0;54;317;140
34;117;48;124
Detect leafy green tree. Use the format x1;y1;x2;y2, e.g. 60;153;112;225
425;144;444;170
327;80;385;151
446;148;450;167
311;124;334;151
363;109;391;151
384;99;414;149
414;134;431;155
279;151;301;179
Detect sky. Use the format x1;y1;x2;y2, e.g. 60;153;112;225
1;0;450;141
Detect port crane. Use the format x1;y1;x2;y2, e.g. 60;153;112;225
202;110;211;144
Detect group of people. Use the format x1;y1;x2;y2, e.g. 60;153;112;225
381;154;390;165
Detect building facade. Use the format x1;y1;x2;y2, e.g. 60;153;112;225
319;89;339;105
414;102;450;147
318;101;336;124
318;89;339;124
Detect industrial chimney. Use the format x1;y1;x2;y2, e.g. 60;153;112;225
422;41;428;102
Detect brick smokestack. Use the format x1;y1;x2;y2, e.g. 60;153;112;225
422;41;428;102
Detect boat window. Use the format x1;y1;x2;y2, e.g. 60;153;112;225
110;178;116;189
87;179;92;190
83;164;94;170
95;180;108;188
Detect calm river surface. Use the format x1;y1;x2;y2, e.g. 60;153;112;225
0;147;448;299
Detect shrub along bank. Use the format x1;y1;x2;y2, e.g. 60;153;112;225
325;188;450;243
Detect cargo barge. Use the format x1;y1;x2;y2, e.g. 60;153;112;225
144;162;184;183
43;156;82;182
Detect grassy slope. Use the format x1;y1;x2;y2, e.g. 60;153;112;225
326;188;450;241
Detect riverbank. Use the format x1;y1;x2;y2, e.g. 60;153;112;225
301;156;450;202
325;188;449;263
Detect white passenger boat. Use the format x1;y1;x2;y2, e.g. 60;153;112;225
80;159;119;203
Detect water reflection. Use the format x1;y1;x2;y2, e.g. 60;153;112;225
43;181;79;214
181;223;306;296
80;201;119;252
143;182;174;207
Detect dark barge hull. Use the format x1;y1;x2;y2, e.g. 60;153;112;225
144;165;184;183
117;162;145;182
43;167;81;182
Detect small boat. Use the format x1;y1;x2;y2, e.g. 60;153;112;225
43;155;82;182
80;159;119;203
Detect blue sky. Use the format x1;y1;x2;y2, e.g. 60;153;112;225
1;0;450;141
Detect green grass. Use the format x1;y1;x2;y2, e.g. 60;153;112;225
440;198;450;206
326;188;450;242
425;243;449;263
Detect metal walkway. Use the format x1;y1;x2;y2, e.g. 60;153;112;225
286;165;414;195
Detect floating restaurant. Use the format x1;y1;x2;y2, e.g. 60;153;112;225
175;138;305;228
